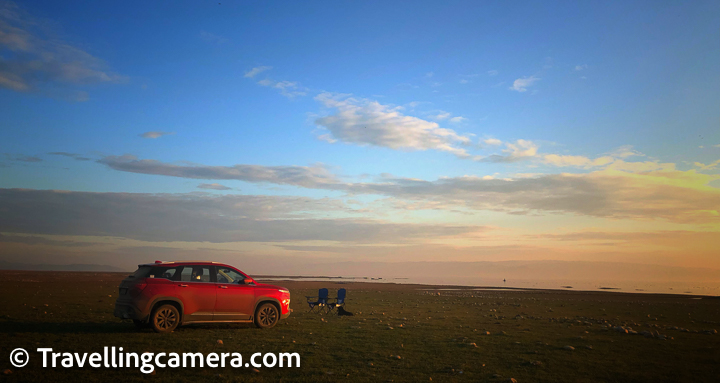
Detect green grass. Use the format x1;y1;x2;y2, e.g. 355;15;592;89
0;271;718;382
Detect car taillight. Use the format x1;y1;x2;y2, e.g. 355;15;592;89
129;279;147;297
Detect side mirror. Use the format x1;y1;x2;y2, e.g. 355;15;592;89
244;278;255;285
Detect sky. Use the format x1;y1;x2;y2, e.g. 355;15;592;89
1;1;719;280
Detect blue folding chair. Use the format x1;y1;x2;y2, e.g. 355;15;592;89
328;288;346;314
306;288;329;313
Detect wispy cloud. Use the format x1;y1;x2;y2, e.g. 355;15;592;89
0;2;126;95
541;146;646;169
199;31;228;44
244;66;272;78
197;183;232;190
542;57;554;69
429;111;451;121
479;139;538;162
487;70;498;76
139;131;175;139
604;159;676;172
482;138;503;146
314;93;473;158
257;78;307;98
509;76;540;92
3;153;42;162
606;145;643;159
459;73;480;84
694;159;720;171
542;154;613;168
98;155;342;189
0;233;95;247
244;64;307;98
575;64;588;71
48;152;91;161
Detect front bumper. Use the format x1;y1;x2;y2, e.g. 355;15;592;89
281;308;293;319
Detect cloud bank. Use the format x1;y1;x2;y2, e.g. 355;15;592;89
0;189;485;243
95;155;720;224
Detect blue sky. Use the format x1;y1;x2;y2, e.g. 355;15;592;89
1;1;719;275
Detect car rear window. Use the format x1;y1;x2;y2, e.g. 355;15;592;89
131;266;153;278
130;266;181;280
151;267;181;280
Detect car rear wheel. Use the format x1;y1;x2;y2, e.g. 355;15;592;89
255;303;279;329
151;304;180;333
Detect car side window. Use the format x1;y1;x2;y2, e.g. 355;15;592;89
216;267;245;284
180;266;213;283
150;266;181;281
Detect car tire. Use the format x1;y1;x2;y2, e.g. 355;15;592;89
133;319;146;330
254;303;279;329
151;304;180;333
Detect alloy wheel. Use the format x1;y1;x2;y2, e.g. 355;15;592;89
155;308;177;330
258;305;278;327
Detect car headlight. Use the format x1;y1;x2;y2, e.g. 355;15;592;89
278;289;289;293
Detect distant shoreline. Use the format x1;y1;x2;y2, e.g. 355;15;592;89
1;269;717;298
257;277;720;298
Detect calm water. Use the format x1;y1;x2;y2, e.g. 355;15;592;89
259;276;720;296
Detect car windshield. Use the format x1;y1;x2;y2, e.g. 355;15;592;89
217;267;245;284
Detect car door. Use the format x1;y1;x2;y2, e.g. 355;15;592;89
177;265;216;322
214;267;255;321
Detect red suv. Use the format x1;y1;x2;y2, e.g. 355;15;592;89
114;261;292;332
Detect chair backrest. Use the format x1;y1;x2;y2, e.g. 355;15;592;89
318;288;329;303
337;288;346;304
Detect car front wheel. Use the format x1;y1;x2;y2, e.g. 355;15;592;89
255;303;279;329
151;304;180;333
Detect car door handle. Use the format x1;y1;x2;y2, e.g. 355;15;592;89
179;284;188;287
219;285;228;289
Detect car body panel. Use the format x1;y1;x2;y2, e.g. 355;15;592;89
178;281;216;322
214;283;256;320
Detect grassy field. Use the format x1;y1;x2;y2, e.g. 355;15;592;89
0;271;718;382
